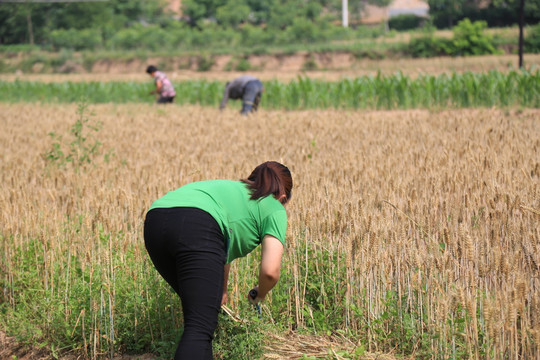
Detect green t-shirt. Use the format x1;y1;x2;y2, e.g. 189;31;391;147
148;180;287;263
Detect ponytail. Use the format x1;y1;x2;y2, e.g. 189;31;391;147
242;161;293;204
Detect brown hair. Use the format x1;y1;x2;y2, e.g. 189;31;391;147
242;161;293;204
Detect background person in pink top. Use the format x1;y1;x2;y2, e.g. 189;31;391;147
146;65;176;104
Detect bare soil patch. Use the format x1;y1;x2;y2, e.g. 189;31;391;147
1;331;50;360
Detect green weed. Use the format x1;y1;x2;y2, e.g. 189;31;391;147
43;100;103;170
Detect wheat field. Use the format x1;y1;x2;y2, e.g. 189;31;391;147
0;103;539;359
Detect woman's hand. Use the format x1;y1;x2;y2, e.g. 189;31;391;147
221;290;228;306
248;286;263;305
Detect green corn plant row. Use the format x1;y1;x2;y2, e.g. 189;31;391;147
0;70;538;109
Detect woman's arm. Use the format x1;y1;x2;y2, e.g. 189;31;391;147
250;234;283;303
155;79;163;94
221;263;231;306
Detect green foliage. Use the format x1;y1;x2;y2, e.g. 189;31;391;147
215;0;251;28
43;100;103;170
525;23;540;53
234;57;251;71
305;2;323;21
0;226;184;359
1;0;539;56
388;14;426;31
49;28;102;51
302;55;318;71
107;24;176;51
213;312;265;359
197;55;215;72
299;248;347;333
451;18;499;56
366;290;429;355
181;0;224;26
407;19;500;57
408;34;452;57
267;0;302;30
428;0;468;28
283;17;323;43
352;48;386;60
429;0;540;28
2;71;539;109
0;0;168;46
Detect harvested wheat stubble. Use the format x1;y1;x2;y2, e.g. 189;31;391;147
263;331;399;359
0;104;539;359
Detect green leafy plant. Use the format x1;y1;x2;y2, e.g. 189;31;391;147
451;18;499;56
234;57;251;71
388;14;426;31
525;23;540;53
43;99;103;170
302;55;318;71
408;34;450;57
213;312;265;359
197;54;215;72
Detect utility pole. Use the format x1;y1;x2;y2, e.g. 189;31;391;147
342;0;349;27
518;0;525;68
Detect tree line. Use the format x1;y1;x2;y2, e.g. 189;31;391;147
0;0;538;50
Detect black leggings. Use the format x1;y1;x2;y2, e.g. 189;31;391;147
144;207;226;360
157;95;175;103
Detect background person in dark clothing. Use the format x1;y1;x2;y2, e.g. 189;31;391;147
146;65;176;104
219;75;264;115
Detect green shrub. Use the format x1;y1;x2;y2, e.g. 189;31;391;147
216;0;251;28
106;25;174;51
525;23;540;53
234;57;251;71
301;55;318;71
106;27;141;50
451;18;499;56
43;100;103;170
352;48;386;60
408;35;451;57
213;313;265;359
406;19;500;57
388;14;426;31
137;26;176;52
283;17;321;43
240;24;275;47
197;55;215;72
49;28;103;51
18;52;52;73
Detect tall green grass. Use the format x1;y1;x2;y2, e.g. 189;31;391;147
1;70;538;109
